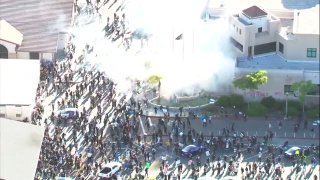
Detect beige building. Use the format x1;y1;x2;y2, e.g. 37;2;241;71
231;5;319;102
0;59;40;121
0;0;74;60
229;5;320;61
235;54;319;103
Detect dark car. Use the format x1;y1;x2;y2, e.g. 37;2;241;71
181;145;205;158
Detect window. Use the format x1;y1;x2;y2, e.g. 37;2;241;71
0;44;8;59
307;48;317;58
233;24;235;28
236;27;238;32
284;85;294;93
279;42;284;53
258;27;262;33
30;52;39;59
239;29;242;35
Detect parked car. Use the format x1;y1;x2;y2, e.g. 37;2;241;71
55;108;78;120
284;146;301;159
98;162;122;179
181;144;205;158
312;119;320;126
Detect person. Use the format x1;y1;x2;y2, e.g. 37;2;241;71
278;121;282;130
268;122;272;129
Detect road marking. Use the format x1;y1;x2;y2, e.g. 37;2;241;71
139;116;147;135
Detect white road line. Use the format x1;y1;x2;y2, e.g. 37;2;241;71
139;115;147;135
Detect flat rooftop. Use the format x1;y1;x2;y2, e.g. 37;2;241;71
236;53;320;71
0;0;73;52
0;58;40;105
0;118;44;180
293;5;319;34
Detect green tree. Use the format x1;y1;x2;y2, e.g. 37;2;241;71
148;75;162;102
233;70;268;108
291;80;316;114
148;75;162;86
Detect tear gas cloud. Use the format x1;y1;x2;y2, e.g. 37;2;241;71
72;0;236;97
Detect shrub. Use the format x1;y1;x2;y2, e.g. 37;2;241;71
229;94;245;108
261;96;276;109
273;100;285;112
287;106;299;117
216;96;230;107
288;100;301;110
306;107;320;119
245;103;267;116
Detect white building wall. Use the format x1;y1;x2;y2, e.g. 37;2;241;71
0;105;32;121
282;34;319;61
17;51;30;59
304;71;320;84
41;52;53;60
234;68;304;101
0;40;17;58
0;40;15;52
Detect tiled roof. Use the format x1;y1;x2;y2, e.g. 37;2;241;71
242;5;267;18
0;0;74;53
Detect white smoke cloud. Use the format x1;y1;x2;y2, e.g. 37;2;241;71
72;0;236;97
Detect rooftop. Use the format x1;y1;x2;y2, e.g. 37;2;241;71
0;118;44;180
236;53;320;71
293;5;319;34
242;5;268;19
0;0;73;52
0;19;23;45
0;58;40;105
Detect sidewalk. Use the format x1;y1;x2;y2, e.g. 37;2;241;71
141;107;320;146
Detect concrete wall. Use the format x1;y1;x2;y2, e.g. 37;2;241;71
17;51;30;59
0;40;17;58
17;51;54;60
41;52;53;60
0;105;32;121
278;34;320;61
234;68;304;101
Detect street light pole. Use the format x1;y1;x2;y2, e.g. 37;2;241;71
285;92;289;120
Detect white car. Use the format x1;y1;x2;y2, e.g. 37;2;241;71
98;162;122;179
313;119;320;126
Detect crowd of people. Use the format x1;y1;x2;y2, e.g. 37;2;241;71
31;0;319;180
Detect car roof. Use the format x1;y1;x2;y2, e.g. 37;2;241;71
183;145;198;150
62;108;77;111
286;146;301;151
104;161;121;168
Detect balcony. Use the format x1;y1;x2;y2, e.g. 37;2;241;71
255;31;269;38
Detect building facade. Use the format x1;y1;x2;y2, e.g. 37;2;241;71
0;0;74;61
229;5;319;61
231;5;319;102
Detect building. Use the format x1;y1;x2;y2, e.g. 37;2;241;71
0;0;74;60
229;5;319;61
0;59;40;121
231;5;320;102
229;5;281;57
235;54;319;103
277;6;319;61
0;118;44;180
